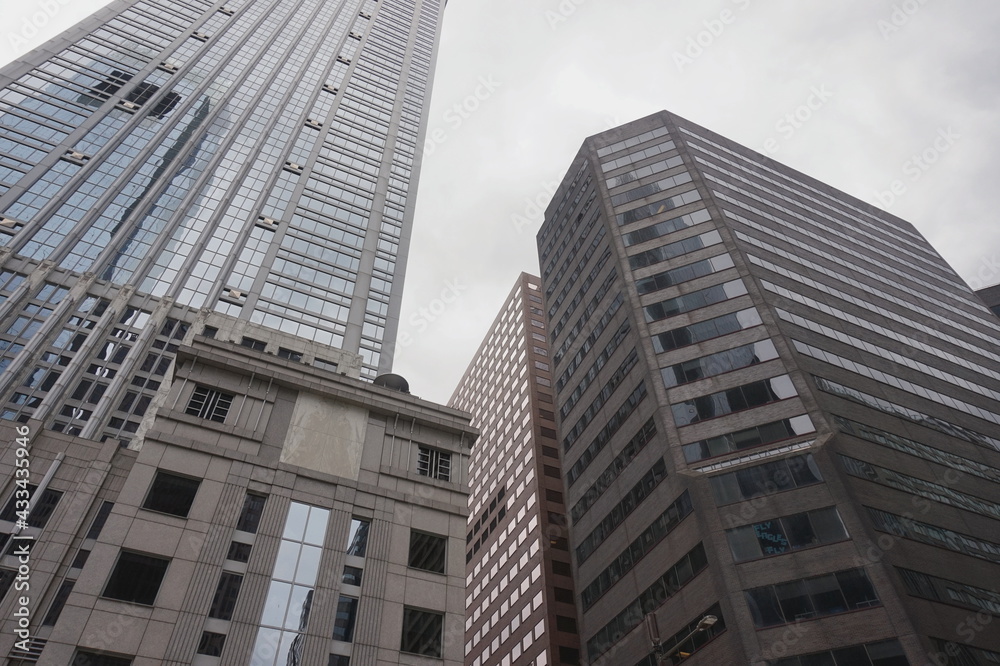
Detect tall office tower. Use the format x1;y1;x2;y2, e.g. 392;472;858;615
0;0;442;446
449;273;582;666
0;320;476;665
537;111;1000;666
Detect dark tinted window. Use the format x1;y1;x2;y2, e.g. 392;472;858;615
208;572;243;620
142;472;199;517
102;552;169;605
333;596;359;642
236;493;266;533
401;608;443;657
409;532;446;573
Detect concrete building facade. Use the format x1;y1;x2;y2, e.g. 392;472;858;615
449;273;581;666
537;111;1000;666
0;322;476;665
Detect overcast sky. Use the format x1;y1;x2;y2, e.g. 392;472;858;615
4;1;1000;405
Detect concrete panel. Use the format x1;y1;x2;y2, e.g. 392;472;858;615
281;392;368;480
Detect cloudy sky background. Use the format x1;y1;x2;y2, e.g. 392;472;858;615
4;0;1000;404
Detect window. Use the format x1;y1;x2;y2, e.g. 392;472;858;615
710;454;823;504
208;572;243;620
226;541;252;563
240;336;266;351
142;471;200;517
236;493;266;533
72;652;133;666
333;596;359;642
552;561;571;576
202;326;218;339
197;632;226;657
277;347;302;362
102;552;170;605
401;607;443;658
0;568;16;600
726;507;848;562
342;565;363;586
346;518;370;557
560;646;581;665
409;531;446;574
0;484;63;528
556;615;578;633
417;446;451;481
745;567;880;627
42;580;74;626
773;639;909;666
328;656;350;666
86;501;114;539
185;385;234;422
314;358;339;373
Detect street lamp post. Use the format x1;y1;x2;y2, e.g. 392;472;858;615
644;614;718;663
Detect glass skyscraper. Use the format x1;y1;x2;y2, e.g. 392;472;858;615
538;111;1000;665
0;0;441;442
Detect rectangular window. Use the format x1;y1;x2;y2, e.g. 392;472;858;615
72;652;133;666
277;347;303;362
744;567;880;628
401;607;443;658
710;454;823;504
236;493;266;533
42;580;74;626
408;531;446;574
346;518;370;557
683;415;815;463
671;375;797;426
197;631;226;657
208;572;243;620
773;639;908;666
726;507;848;562
342;565;363;586
0;484;63;528
226;541;252;563
328;655;350;666
102;551;170;605
240;336;266;351
142;471;200;517
185;385;234;423
417;446;451;481
332;596;359;642
86;501;114;539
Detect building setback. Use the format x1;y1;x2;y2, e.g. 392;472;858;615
0;0;443;446
537;110;1000;666
975;285;1000;319
449;273;582;666
0;320;476;665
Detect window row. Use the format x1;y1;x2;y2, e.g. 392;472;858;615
586;543;709;661
644;280;746;324
570;417;656;523
662;339;778;389
745;567;880;627
629;229;720;271
652;307;762;354
670;374;796;427
581;490;693;610
636;252;734;296
576;459;667;564
682;415;815;463
726;506;848;563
